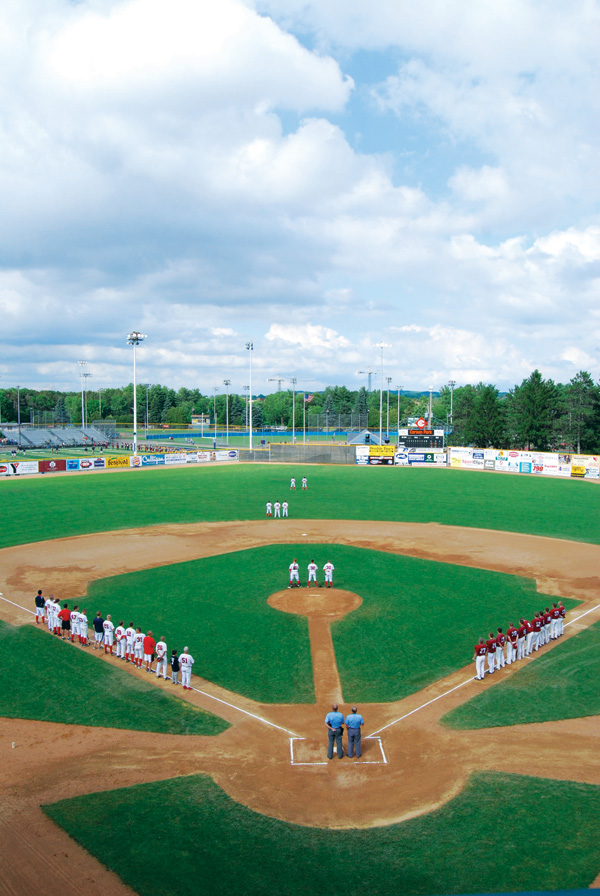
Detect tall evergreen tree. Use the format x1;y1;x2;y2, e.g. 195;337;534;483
562;371;600;453
507;369;560;450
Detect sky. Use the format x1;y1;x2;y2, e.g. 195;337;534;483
1;0;599;396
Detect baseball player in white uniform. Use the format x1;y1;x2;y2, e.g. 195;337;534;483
282;501;289;517
274;501;281;518
103;615;115;654
307;560;318;585
266;501;273;517
125;623;136;662
44;595;54;631
180;646;194;689
50;597;61;634
290;477;296;489
115;621;126;658
302;477;308;489
133;628;145;667
155;636;168;679
288;559;300;587
323;561;335;587
79;609;89;646
70;606;80;643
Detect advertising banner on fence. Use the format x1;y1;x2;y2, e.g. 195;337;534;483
0;462;11;476
395;451;447;466
105;455;130;469
369;445;396;457
140;454;165;466
5;460;39;476
215;450;238;461
164;452;188;465
39;459;67;474
355;446;369;465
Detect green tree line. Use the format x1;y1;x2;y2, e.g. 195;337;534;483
1;370;599;452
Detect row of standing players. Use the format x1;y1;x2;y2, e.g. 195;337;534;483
34;591;196;689
288;559;335;588
266;476;308;519
473;602;567;680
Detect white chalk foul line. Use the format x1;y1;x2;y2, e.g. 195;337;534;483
188;684;299;738
289;735;387;766
0;594;299;738
367;677;473;739
565;603;600;626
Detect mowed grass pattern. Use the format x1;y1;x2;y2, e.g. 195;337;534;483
442;620;600;729
1;463;600;549
0;620;228;735
43;772;600;896
82;544;572;704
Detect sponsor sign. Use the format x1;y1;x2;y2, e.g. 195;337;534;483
106;455;131;468
79;459;94;470
214;450;239;461
39;459;67;474
8;461;39;475
0;463;10;475
141;454;165;466
484;459;495;470
571;465;586;478
368;455;394;465
93;458;106;469
519;462;532;474
356;446;369;465
130;455;142;467
585;467;600;479
164;452;188;465
369;445;395;457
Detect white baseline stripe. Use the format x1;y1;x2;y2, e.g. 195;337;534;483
565;604;600;626
188;683;299;737
0;594;298;738
367;678;472;738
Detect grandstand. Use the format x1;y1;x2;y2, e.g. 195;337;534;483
0;425;108;449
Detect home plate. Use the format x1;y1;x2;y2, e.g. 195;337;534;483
290;737;387;765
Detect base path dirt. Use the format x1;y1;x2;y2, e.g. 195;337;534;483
1;519;599;895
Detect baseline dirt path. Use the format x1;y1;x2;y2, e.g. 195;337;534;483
1;520;599;895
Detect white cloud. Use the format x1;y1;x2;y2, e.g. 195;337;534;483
265;323;350;350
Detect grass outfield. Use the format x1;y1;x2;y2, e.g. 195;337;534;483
0;620;228;735
43;771;600;896
441;620;600;730
83;544;572;704
1;464;600;550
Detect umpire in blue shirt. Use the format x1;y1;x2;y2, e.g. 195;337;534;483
345;706;364;758
324;703;344;759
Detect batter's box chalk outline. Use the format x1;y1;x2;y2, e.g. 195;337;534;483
289;736;388;766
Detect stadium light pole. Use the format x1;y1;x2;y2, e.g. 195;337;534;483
243;385;249;430
223;379;231;445
17;384;21;447
78;360;87;427
82;372;91;428
290;377;297;443
127;331;147;454
385;376;392;438
375;342;391;444
98;387;105;420
246;342;253;450
448;379;456;425
397;386;402;440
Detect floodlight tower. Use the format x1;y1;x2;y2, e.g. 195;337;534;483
375;343;391;443
290;377;297;443
126;331;147;454
78;360;87;426
356;369;376;392
223;379;231;444
448;379;456;425
268;375;286;391
385;376;392;438
246;342;254;449
82;372;92;428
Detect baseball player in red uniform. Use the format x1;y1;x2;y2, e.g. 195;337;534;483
473;638;487;680
506;622;518;664
495;628;506;669
558;601;566;635
517;619;527;660
550;603;561;639
485;632;497;674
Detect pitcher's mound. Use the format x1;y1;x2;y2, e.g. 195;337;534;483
268;588;362;619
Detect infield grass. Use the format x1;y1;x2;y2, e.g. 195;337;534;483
82;545;572;704
441;619;600;729
0;620;228;735
43;771;600;896
1;464;600;549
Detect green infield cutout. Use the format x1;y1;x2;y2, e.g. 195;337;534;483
0;620;229;735
442;619;600;729
2;463;600;549
82;544;572;704
43;772;600;896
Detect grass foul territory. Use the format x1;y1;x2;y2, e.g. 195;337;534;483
0;620;228;735
43;771;600;896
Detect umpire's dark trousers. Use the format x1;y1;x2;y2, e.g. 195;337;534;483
347;727;362;758
327;727;344;759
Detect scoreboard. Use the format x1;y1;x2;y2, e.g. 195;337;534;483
398;428;445;449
